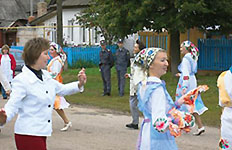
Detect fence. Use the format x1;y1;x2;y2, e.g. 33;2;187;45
12;39;232;71
11;45;117;67
198;39;232;71
138;32;168;51
63;45;117;67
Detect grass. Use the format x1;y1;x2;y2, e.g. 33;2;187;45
63;67;222;128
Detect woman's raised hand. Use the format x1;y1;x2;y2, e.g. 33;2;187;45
0;108;7;125
78;68;87;88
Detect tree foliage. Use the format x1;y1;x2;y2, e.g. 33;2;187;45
77;0;232;73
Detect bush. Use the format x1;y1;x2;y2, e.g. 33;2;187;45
69;60;98;69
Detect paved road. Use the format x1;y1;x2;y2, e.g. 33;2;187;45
0;100;220;150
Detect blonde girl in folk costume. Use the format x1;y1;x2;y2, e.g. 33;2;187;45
136;48;196;150
175;41;208;136
48;42;72;131
217;66;232;149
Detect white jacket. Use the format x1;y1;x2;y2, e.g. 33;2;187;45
0;66;11;92
4;66;83;136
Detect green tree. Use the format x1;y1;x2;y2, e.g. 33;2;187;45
77;0;232;74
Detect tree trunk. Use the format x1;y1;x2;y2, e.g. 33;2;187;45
170;31;180;76
57;0;63;47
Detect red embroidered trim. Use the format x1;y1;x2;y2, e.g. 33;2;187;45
183;76;189;80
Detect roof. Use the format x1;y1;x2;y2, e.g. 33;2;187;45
49;0;91;8
19;0;41;13
0;0;40;27
29;10;57;26
30;0;91;26
62;0;91;6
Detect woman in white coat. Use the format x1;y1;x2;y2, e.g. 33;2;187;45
0;37;86;150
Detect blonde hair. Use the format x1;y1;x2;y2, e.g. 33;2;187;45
1;44;10;54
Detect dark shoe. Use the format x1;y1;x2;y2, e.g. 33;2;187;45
119;94;124;97
102;93;110;96
102;93;107;96
126;123;138;129
3;97;7;99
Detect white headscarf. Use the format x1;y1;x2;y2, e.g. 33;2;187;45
181;41;199;61
134;47;165;84
50;42;67;65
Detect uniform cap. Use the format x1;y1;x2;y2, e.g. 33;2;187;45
117;39;123;43
100;40;106;46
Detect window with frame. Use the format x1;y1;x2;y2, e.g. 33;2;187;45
83;27;86;43
51;23;57;43
68;19;74;41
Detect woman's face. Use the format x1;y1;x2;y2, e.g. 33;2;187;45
2;49;8;54
149;52;168;78
49;46;58;58
180;43;189;55
133;44;140;54
34;50;50;70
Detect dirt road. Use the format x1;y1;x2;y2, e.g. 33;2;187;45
0;100;220;150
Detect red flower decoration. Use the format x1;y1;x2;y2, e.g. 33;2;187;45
184;114;192;123
183;76;189;80
141;49;145;54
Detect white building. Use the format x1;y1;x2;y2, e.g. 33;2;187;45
24;0;100;46
17;0;137;52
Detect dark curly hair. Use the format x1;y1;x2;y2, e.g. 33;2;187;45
136;39;146;50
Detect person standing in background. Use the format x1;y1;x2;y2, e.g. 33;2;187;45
99;40;114;96
115;39;130;97
125;40;145;129
0;44;16;99
48;42;72;131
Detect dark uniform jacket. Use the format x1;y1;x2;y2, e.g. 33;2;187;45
115;47;130;70
99;48;114;68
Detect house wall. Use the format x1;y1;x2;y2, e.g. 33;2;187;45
16;29;40;46
43;8;101;46
0;30;3;47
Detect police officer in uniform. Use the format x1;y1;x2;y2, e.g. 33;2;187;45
99;40;114;96
115;39;130;97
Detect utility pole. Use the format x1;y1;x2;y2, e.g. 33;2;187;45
57;0;63;47
30;0;33;16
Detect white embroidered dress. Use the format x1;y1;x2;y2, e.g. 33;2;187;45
218;70;232;149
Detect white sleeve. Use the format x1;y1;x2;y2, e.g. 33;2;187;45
54;80;84;96
181;58;191;89
4;78;26;122
50;60;62;78
225;71;232;100
151;86;169;132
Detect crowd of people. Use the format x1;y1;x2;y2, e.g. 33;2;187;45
0;37;230;149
